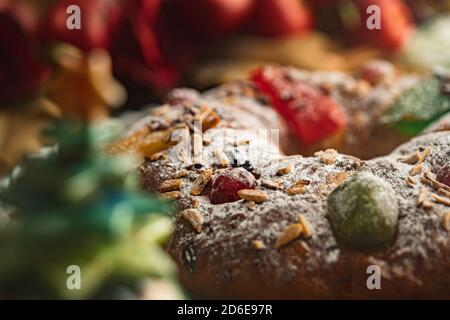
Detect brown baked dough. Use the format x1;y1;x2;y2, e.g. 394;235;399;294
112;66;450;299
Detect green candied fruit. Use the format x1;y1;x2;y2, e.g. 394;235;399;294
327;172;399;250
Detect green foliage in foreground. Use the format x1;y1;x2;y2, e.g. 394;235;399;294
0;121;179;299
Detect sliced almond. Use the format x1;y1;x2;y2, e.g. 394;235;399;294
173;169;189;179
106;127;149;155
432;194;450;207
190;197;199;208
192;132;203;167
160;191;181;200
181;209;203;233
137;129;177;157
438;188;450;199
237;189;269;203
252;240;266;250
315;149;338;165
261;179;282;190
246;201;257;210
191;169;212;196
443;212;450;231
214;148;230;168
409;164;422;176
233;139;250;147
417;188;433;209
287;185;306;195
407;176;416;187
422;172;450;192
194;105;221;131
326;172;349;186
400;150;421;164
286;179;310;195
299;214;314;238
159;179;183;193
418;147;431;164
277;163;292;176
275;224;303;249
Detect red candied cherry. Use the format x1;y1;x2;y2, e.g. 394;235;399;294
437;162;450;187
209;168;256;204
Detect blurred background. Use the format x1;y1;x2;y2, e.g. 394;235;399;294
0;0;450;299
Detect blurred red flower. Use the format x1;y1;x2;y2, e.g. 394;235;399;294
0;3;47;106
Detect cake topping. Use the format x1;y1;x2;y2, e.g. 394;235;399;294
159;179;183;193
443;212;450;232
286;179;310;195
437;162;450;187
417;188;433;209
276;163;293;176
214;148;230;168
432;194;450;207
181;209;204;233
327;172;399;250
191;169;213;196
261;179;282;190
160;191;181;200
315;149;338;165
400;150;421;164
251;66;347;146
421;171;450;192
252;240;266;250
237;189;269;203
209;168;257;204
409;164;423;176
299;214;314;238
275;223;303;249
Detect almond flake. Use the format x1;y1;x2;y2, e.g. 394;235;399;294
277;163;292;176
443;212;450;231
326;172;349;186
286;180;310;195
253;240;266;250
287;185;306;195
233;139;250;147
418;147;431;164
160;191;181;200
173;169;189;179
275;224;303;249
190;197;199;208
214;148;230;168
432;194;450;207
246;201;257;210
159;179;183;193
417;188;432;209
261;179;282;190
400;151;421;164
149;151;168;161
438;188;450;199
407;176;417;187
421;172;450;192
237;189;269;203
192;133;203;167
299;214;314;238
191;169;212;196
181;209;203;233
409;164;422;176
315;149;338;165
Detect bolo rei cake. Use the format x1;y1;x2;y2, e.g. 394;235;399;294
109;61;450;299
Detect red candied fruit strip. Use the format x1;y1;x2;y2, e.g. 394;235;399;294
251;66;347;145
